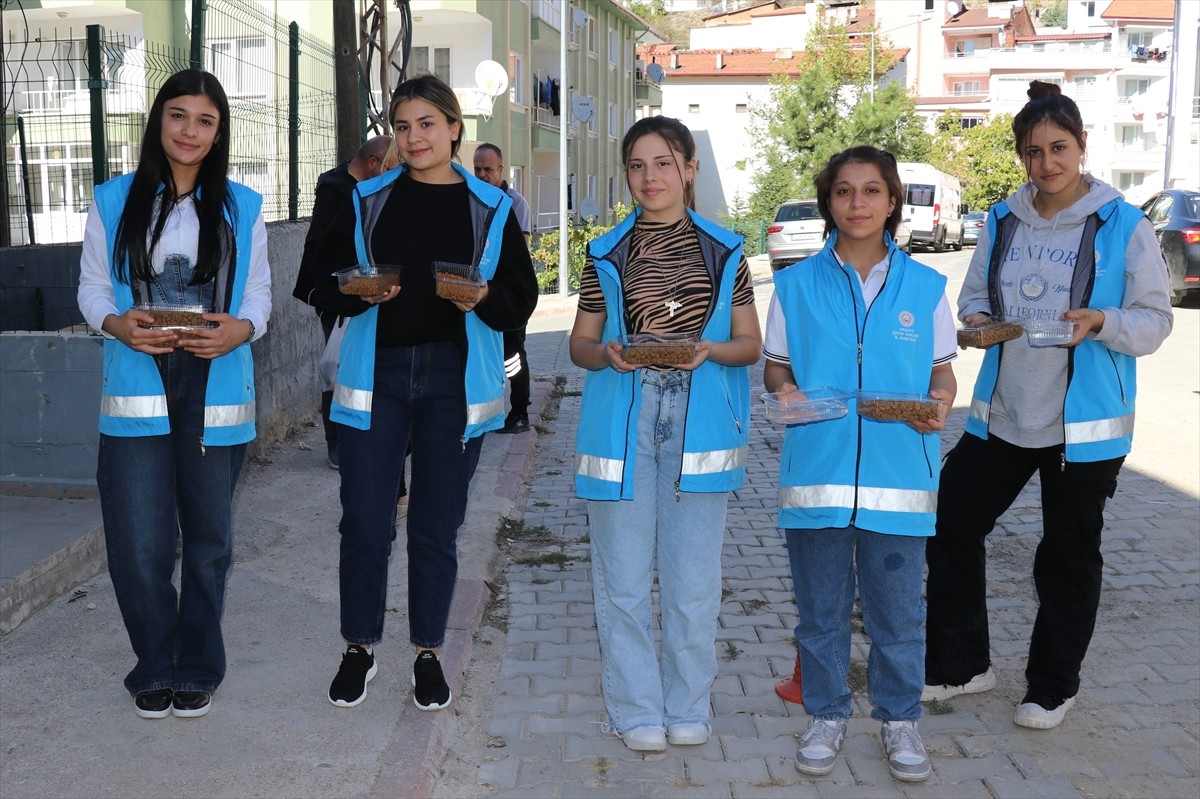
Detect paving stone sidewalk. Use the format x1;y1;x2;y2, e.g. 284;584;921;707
442;284;1200;798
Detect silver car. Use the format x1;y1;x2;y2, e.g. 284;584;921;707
767;199;825;271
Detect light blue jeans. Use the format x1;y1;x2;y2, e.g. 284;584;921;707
785;526;926;723
587;370;728;735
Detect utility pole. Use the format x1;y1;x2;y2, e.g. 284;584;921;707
333;0;361;161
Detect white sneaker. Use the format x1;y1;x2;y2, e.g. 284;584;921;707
667;722;710;745
794;717;847;776
620;725;667;752
921;667;996;702
881;720;931;782
1014;695;1076;729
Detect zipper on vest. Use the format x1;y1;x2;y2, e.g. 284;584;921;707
1107;350;1127;405
198;437;206;457
1060;449;1066;472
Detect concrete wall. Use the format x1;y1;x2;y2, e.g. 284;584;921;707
0;221;322;495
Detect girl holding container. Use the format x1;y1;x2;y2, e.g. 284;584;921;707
762;146;956;782
77;69;271;719
923;81;1172;730
570;116;762;752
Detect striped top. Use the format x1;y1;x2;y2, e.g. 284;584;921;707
578;215;755;340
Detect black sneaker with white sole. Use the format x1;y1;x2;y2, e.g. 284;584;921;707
412;650;452;710
328;645;378;707
171;690;212;718
134;688;173;719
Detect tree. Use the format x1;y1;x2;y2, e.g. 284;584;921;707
745;12;931;226
529;203;634;293
1040;1;1067;29
930;112;1026;211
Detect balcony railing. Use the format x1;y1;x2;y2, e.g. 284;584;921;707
532;0;563;31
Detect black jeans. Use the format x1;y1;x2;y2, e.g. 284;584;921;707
503;327;529;416
926;432;1123;704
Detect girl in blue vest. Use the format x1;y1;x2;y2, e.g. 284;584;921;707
571;116;762;752
307;76;537;712
76;69;272;720
763;146;957;782
923;82;1173;730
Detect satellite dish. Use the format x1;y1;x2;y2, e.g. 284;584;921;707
946;0;964;17
572;8;589;28
580;198;601;222
474;60;509;96
646;62;665;82
571;96;595;122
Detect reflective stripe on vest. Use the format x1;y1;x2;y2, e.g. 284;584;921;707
576;452;624;483
781;483;936;514
682;446;747;476
334;383;372;412
100;394;168;419
1065;412;1134;445
205;402;255;429
969;397;990;425
468;396;505;425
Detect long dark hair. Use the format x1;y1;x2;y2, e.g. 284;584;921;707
813;146;905;239
113;69;234;285
1012;80;1086;162
621;116;697;211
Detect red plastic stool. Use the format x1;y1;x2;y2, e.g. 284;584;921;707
775;654;804;704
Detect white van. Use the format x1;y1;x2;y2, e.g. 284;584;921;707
897;162;964;252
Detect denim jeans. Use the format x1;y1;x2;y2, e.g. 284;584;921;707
785;526;926;722
338;343;482;648
587;370;728;734
99;349;245;697
927;432;1124;705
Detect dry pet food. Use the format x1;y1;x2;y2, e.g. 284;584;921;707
856;392;947;423
136;305;211;329
622;334;697;365
957;319;1023;349
434;261;485;303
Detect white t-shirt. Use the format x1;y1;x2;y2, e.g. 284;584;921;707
763;253;957;368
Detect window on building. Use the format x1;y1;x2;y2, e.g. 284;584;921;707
735;103;748;113
1121;78;1150;100
588;16;598;53
587;175;597;214
608;175;616;208
508;54;525;105
1118;124;1143;147
209;36;269;99
609;29;619;64
1073;76;1096;101
409;46;451;84
688;103;700;113
609;103;617;136
961;116;984;130
1116;171;1146;191
1085;1;1096;17
952;80;981;95
925;0;935;10
954;40;975;58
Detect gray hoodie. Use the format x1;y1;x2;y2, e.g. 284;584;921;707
959;175;1173;448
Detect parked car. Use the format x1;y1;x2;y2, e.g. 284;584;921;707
962;211;986;245
767;199;825;270
894;218;912;253
1140;189;1200;306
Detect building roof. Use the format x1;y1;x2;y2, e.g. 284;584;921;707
1013;32;1111;42
702;0;780;26
942;6;1036;36
636;43;908;79
748;5;807;19
1101;0;1175;22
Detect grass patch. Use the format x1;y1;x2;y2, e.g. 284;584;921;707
496;516;554;544
515;552;570;567
744;598;768;612
923;697;954;715
722;641;743;661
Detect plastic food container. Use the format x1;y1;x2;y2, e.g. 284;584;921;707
760;388;851;425
433;261;485;303
135;303;215;332
957;319;1023;349
855;391;949;424
335;265;402;296
1025;318;1077;348
620;333;698;366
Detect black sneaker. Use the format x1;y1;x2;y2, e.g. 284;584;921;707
134;688;173;719
328;645;378;707
411;650;452;710
327;446;340;470
171;690;211;718
497;413;529;434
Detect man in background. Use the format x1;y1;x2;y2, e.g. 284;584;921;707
473;142;535;434
294;135;393;467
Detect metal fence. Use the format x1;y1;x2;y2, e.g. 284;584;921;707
3;0;336;251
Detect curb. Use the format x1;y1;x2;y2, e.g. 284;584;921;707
373;375;559;799
0;523;106;635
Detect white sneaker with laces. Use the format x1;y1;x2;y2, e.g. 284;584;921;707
667;722;710;745
619;725;667;752
794;717;847;776
1014;695;1076;729
881;720;931;782
921;666;996;702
